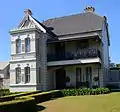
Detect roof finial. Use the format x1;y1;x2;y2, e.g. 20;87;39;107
24;9;32;16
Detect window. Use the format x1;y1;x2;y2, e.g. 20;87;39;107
16;39;21;53
24;66;30;83
76;68;82;82
86;67;92;82
16;66;21;84
25;37;30;53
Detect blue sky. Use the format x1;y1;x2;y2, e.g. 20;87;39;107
0;0;119;63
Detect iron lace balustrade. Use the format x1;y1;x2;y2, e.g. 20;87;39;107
47;48;101;62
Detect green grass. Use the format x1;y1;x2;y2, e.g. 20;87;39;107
38;92;120;112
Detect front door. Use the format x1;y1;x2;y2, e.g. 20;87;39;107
56;68;66;89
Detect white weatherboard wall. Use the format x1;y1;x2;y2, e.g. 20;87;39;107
101;22;109;85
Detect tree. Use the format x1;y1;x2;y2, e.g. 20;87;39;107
109;57;116;68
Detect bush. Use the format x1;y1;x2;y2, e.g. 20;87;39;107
50;90;63;98
0;90;41;102
61;88;110;96
28;91;52;103
0;89;10;96
28;90;63;103
0;96;36;112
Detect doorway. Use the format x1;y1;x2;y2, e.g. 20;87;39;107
56;68;66;89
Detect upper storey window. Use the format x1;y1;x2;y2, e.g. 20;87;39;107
25;37;30;53
16;38;21;53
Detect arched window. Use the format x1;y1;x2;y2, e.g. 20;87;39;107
25;37;30;53
24;65;30;83
16;39;21;53
16;66;21;84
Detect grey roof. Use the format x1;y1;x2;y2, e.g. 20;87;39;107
43;12;104;36
0;62;9;70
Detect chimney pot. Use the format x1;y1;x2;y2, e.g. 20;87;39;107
84;6;95;13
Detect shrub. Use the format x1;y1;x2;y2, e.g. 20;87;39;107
0;90;41;102
0;96;36;112
61;88;110;96
28;91;52;103
27;90;62;103
0;89;10;96
50;90;63;98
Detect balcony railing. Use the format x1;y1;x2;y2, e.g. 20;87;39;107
47;48;101;62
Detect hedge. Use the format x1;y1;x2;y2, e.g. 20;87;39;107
0;90;41;102
0;89;10;96
0;96;36;112
27;90;63;103
61;88;110;96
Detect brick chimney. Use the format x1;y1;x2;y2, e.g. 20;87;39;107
24;9;32;16
84;6;95;13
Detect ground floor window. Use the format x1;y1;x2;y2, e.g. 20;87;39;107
24;66;30;83
16;67;21;84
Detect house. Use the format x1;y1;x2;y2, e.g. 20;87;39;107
9;6;110;92
0;62;10;89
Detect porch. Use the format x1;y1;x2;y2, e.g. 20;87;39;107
47;63;104;90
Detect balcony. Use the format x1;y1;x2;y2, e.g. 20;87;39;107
47;48;101;62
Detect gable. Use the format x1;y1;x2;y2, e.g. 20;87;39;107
18;14;46;33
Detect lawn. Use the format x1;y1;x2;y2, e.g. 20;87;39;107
38;92;120;112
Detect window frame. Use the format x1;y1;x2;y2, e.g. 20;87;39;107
24;66;30;83
16;38;21;53
16;66;21;84
25;37;30;53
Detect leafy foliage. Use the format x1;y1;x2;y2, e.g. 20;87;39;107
61;88;110;96
0;96;36;112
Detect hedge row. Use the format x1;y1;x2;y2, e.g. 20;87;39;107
0;89;10;96
61;88;110;96
0;88;110;112
0;90;41;102
0;90;62;112
27;90;63;103
0;96;36;112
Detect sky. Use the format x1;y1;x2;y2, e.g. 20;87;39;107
0;0;120;63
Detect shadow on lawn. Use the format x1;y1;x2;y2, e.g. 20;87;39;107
36;105;46;111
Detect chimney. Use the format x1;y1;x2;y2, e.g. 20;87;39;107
84;6;95;13
24;9;32;16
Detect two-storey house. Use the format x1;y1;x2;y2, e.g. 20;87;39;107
9;6;110;92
